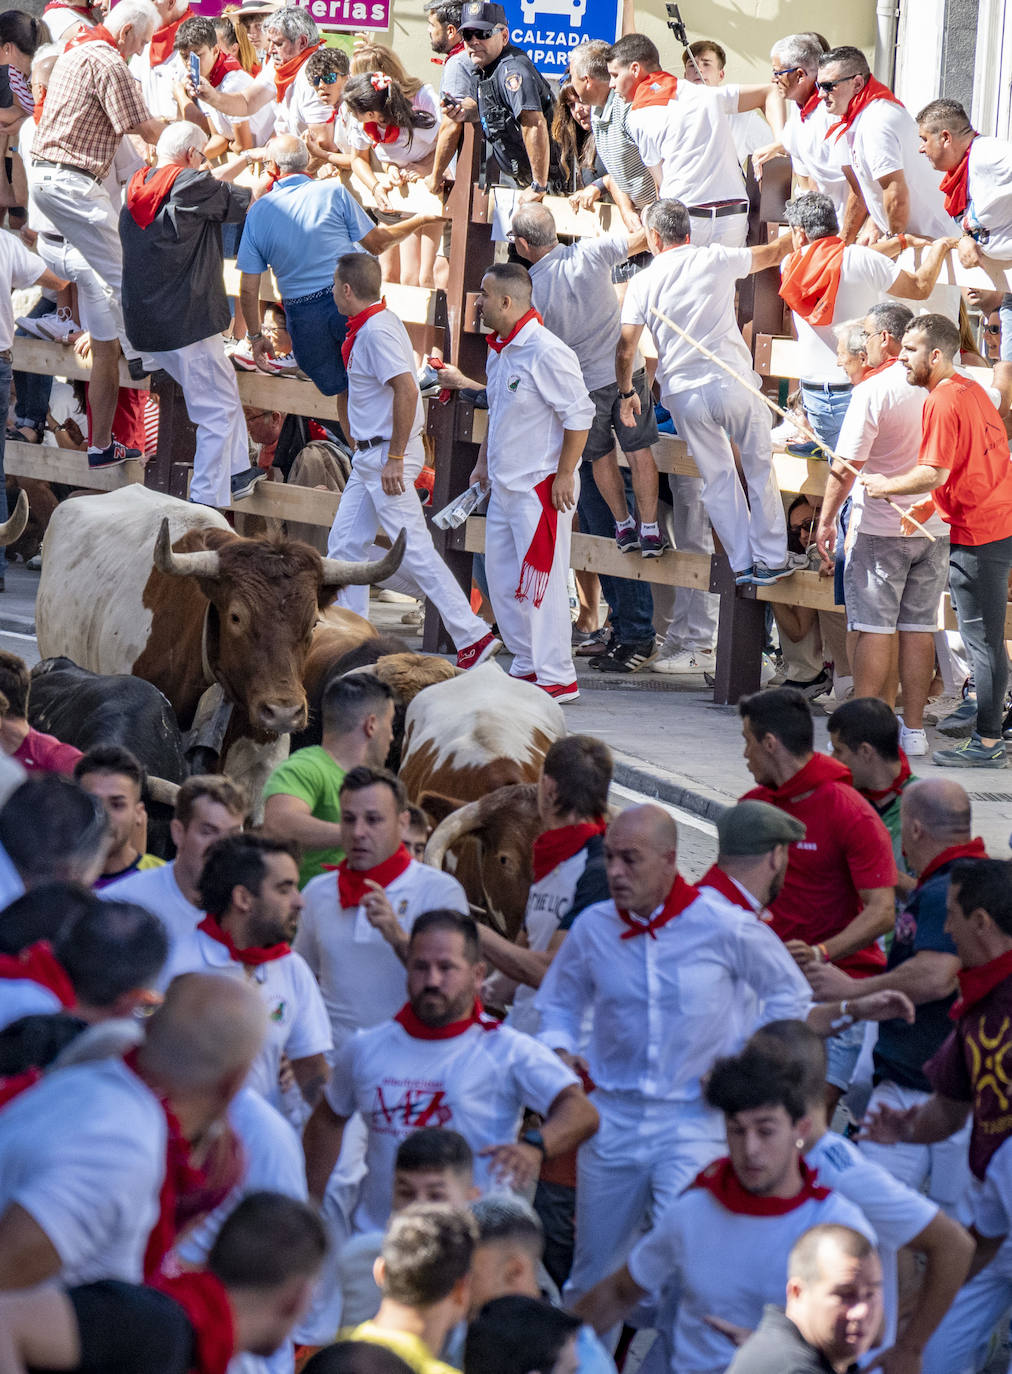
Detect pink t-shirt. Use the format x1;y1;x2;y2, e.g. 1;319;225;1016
12;727;83;775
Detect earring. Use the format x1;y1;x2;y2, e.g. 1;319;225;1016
795;1138;805;1150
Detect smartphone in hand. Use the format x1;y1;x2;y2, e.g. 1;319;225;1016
189;52;201;89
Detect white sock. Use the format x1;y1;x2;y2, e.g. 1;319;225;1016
615;515;635;532
640;521;660;536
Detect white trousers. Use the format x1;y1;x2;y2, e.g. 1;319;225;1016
485;479;578;686
661;476;719;652
563;1091;724;1304
921;1232;1012;1374
147;335;251;508
688;209;748;248
664;378;788;573
858;1080;972;1216
327;441;487;650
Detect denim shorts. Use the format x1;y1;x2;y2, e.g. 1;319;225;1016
825;1018;867;1091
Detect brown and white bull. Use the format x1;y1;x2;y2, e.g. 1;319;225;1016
35;486;404;805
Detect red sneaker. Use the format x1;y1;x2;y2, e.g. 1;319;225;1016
457;631;501;670
509;669;537;682
538;681;580;703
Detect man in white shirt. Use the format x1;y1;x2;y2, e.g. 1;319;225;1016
605;32;785;249
106;774;245;953
816;300;951;752
532;804;813;1304
617;198;794;596
0;971;266;1289
329;251;498;672
174;15;273;152
302;908;599;1233
681;39;771;170
131;0;190;124
166;833;332;1123
471;261;594;702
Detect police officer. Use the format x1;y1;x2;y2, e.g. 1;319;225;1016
457;0;562;197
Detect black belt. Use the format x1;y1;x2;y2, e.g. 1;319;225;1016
40;231;65;244
687;200;748;218
33;157;99;183
802;380;852;392
0;348;11;363
356;435;388;450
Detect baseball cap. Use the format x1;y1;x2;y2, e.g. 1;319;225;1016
459;1;507;32
716;800;806;856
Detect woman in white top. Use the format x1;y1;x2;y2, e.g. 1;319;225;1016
344;59;440;287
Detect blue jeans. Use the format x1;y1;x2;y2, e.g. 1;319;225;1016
800;381;852;455
13;297;53;435
0;355;13;577
578;458;654;642
283;290;348;396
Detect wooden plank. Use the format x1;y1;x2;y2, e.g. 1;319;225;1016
4;439;144;490
12;337;148;390
346;170;449;219
233;369;341;422
221;477;341;524
757;334;993;390
485;188;617;238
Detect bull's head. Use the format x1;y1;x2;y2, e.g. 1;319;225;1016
153;519;406;736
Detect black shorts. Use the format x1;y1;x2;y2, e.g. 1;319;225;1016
583;369;659;461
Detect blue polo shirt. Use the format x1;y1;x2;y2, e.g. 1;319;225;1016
236;174;375;300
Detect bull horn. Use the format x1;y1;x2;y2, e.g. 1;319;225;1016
154;517;221;579
0;489;28;547
424;798;484;869
320;528;407;587
145;775;180;807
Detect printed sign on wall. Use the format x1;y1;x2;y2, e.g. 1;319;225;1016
502;0;620;75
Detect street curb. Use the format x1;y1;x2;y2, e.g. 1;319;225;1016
0;614;35;635
613;759;730;823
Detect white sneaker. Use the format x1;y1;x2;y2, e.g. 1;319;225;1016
271;351;299;373
649;648;715;676
36;307;82;344
16;312;52;340
899;719;929;757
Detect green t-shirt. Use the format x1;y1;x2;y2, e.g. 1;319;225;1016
263;745;345;886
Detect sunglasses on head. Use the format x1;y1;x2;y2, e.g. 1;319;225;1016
310;70;342;86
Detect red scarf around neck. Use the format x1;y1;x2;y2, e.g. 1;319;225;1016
44;1;94;14
150;1272;236;1374
826;74;903;142
364;120;401;145
748;752;852;807
950;947;1012;1022
515;474;557;609
698;865;761;915
532;820;606;883
273;39;323;102
207;50;242;87
798;89;820;122
630;70;679;111
0;940;75;1007
395;997;496;1040
486;304;542;354
779;236;846;326
148;8;193;66
197;914;290;966
32;86;45;123
939;134;978;218
864;356;898;379
331;844;412;909
341;298;385;366
66;22;116;49
918;835;988;888
692;1156;830;1215
861;749;912;807
126;164;184;229
618;872;698;939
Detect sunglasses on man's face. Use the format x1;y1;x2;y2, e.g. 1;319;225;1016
310;70;342;86
816;75;857;93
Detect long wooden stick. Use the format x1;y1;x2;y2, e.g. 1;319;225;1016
647;305;937;542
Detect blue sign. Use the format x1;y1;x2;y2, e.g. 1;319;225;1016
503;0;620;76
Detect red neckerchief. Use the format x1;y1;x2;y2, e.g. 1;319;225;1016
0;1068;42;1108
619;873;699;939
364;120;401;145
860;749;912;807
864;357;898;378
66;22;116;49
939;134;978;218
148;8;194;66
515;474;557;610
918;836;988;888
692;1156;830;1215
126;164;184;229
747;752;852;806
395;997;498;1040
798;89;820;122
150;1272;236;1374
486;305;542;354
950;947;1012;1022
698;865;759;914
329;844;412;909
207;50;242;87
32;85;45;124
44;1;94;13
124;1050;245;1278
826;74;903;142
779;237;846;326
630;70;679;111
274;39;323;102
532;820;606;883
0;940;75;1007
197;914;290;966
341;298;386;366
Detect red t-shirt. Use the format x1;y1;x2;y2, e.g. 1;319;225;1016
920;375;1012;546
12;726;83;775
742;753;897;977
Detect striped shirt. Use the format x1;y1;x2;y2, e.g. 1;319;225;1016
591;89;656;209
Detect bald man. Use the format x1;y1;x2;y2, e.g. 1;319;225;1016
534;803;815;1302
0;972;266;1289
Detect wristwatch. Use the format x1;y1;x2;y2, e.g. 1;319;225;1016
247;331;264;343
619;387;636;399
520;1128;546;1156
529;181;547;194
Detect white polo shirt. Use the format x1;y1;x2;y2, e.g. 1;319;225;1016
0;976;62;1031
963;135;1012;259
347;84;440;169
164;929;332;1114
294;859;469;1052
105;862;203;968
783;243;900;383
627;1166;874;1374
269;63;332;137
621;244;753;396
347;308;424;451
627;79;746;205
325;1015;579;1232
839;98;952;238
485;317;594;492
0;1058;166;1284
0;232;45;353
781;98;849;221
201;67;274;147
131;49;187;122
